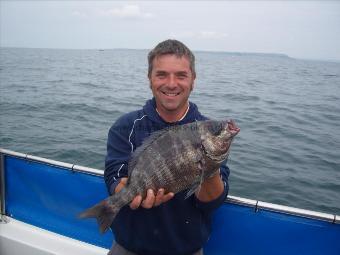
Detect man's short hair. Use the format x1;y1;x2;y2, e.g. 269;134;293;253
148;39;196;78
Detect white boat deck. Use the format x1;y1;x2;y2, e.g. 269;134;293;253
0;217;109;255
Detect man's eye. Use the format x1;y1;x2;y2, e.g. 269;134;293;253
177;74;187;79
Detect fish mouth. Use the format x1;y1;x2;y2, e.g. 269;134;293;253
220;120;240;150
226;120;240;137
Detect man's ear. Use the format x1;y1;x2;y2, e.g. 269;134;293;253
148;75;152;89
191;75;196;91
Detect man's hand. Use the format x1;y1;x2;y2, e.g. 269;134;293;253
195;170;224;202
115;177;174;210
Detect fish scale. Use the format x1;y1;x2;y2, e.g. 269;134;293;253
79;120;240;233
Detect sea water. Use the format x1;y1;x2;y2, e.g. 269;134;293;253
1;48;339;215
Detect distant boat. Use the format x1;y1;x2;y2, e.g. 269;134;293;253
0;148;339;255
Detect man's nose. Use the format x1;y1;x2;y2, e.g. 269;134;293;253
167;74;177;88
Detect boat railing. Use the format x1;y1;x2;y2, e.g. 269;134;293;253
0;152;6;221
0;147;338;224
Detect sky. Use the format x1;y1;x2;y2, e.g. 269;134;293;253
1;1;340;61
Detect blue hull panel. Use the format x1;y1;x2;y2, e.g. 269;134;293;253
3;155;340;254
207;203;340;254
4;156;113;249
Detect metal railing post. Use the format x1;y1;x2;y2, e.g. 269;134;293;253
0;152;7;222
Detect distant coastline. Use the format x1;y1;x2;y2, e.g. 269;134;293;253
2;46;340;63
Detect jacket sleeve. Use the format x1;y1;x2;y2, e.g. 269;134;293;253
104;117;133;195
194;160;230;212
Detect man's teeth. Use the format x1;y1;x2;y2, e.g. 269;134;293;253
163;92;180;97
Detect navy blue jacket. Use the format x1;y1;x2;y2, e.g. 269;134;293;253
104;98;229;255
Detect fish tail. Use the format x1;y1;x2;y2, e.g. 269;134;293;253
79;199;119;234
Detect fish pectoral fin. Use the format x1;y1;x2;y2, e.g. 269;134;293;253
185;183;201;199
185;163;205;199
184;161;206;199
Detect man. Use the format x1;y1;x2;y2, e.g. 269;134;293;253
104;39;230;255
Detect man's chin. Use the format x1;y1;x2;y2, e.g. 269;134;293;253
160;104;179;112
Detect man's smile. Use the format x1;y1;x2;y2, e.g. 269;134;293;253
161;91;181;97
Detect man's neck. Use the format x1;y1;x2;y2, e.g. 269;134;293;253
156;103;190;123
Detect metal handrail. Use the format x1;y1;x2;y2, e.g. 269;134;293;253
226;195;338;224
0;153;5;218
0;148;339;224
0;148;103;176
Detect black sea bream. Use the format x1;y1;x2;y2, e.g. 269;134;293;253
80;120;240;233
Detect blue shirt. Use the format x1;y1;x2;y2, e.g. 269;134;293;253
104;98;229;255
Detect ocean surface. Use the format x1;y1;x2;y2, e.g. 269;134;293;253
1;48;339;215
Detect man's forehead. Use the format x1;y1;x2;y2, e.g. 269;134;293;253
152;54;191;68
154;54;190;62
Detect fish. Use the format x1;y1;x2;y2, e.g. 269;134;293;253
79;119;240;233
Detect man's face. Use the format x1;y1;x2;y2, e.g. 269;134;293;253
149;54;195;116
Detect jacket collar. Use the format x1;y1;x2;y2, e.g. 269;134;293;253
143;97;199;126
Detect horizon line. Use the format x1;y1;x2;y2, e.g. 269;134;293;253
1;45;340;63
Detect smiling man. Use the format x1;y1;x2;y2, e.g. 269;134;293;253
104;40;230;255
149;53;194;123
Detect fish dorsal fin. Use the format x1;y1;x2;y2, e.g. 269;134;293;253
127;128;170;177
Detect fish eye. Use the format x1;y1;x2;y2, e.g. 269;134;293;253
208;123;223;136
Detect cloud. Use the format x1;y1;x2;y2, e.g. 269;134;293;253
197;31;228;39
71;11;88;18
97;5;153;19
170;31;228;40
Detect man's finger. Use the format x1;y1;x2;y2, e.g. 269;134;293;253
130;195;142;210
154;189;164;206
141;189;155;209
115;177;128;193
162;192;174;204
